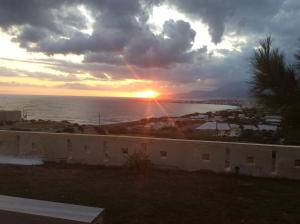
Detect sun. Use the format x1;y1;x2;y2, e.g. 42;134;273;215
134;90;160;99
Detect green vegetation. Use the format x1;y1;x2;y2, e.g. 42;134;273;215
61;126;75;133
0;164;299;224
251;37;299;110
296;39;300;70
251;37;300;142
125;151;152;174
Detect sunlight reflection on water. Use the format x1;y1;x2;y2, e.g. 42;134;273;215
0;95;237;125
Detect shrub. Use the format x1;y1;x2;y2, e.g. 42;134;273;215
5;121;15;125
78;125;84;132
94;127;106;134
62;126;75;133
124;151;152;174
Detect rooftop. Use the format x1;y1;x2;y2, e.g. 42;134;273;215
196;121;216;130
217;122;231;131
258;124;278;131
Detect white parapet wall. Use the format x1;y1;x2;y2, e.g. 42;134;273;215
0;130;300;179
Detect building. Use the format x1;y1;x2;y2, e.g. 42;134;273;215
228;124;242;137
196;121;217;135
258;124;278;132
238;114;246;119
196;122;240;137
264;115;282;125
216;123;231;136
0;110;22;123
243;125;258;131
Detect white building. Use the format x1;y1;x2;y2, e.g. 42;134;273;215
196;122;217;135
196;122;240;137
264;115;282;125
238;114;246;119
258;124;278;132
228;124;242;137
216;123;231;136
243;125;258;131
196;121;217;130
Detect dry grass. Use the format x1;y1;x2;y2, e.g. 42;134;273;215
0;163;299;224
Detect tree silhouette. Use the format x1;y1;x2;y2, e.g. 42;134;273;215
296;39;300;70
250;36;300;128
250;37;298;109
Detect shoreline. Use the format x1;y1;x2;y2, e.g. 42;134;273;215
0;107;298;146
0;94;240;126
158;98;246;106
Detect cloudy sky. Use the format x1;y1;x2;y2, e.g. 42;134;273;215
0;0;299;97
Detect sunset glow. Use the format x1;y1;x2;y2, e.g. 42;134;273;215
0;1;297;98
134;90;160;99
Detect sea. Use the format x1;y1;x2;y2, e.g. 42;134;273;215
0;95;237;125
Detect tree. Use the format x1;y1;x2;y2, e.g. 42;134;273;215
250;37;300;128
250;37;298;109
295;39;300;91
296;39;300;70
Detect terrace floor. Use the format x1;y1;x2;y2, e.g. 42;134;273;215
0;163;299;224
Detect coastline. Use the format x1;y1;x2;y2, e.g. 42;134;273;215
0;94;239;125
0;106;297;145
158;98;246;106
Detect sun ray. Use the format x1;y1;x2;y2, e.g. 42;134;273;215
153;99;187;138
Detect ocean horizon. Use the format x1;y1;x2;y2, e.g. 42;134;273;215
0;94;237;125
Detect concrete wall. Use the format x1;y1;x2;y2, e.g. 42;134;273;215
0;130;300;179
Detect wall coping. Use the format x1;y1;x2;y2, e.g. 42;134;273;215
1;130;299;149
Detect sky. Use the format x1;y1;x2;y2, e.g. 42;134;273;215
0;0;299;97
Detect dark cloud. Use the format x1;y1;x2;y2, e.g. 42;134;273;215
166;0;284;44
0;0;56;30
13;26;49;48
0;0;293;49
84;52;123;65
11;0;146;55
0;0;300;92
0;0;200;68
167;0;231;44
125;20;197;68
84;19;198;68
0;0;82;32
